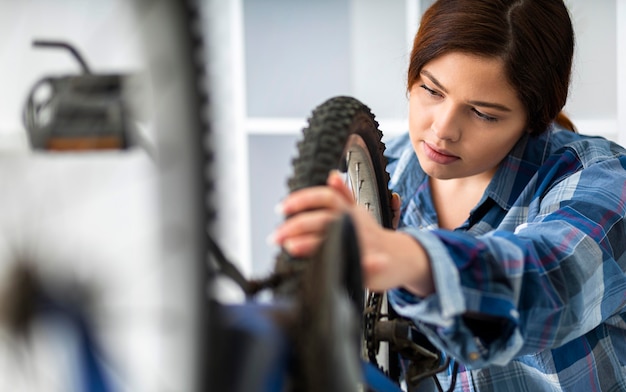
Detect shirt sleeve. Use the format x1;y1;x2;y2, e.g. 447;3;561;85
388;152;626;368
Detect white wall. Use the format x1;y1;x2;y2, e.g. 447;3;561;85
565;0;618;138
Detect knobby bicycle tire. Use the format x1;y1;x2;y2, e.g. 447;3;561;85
278;95;401;384
288;96;393;229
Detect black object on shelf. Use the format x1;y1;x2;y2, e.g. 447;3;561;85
23;40;135;151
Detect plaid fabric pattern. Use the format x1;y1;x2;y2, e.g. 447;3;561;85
385;126;626;391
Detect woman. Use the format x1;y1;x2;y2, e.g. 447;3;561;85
272;0;626;390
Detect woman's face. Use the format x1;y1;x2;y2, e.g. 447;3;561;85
408;52;527;181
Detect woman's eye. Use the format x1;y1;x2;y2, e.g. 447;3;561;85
471;108;498;123
420;84;440;97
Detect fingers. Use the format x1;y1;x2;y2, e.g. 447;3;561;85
391;192;401;210
327;170;355;202
391;192;402;229
280;183;352;217
270;170;361;258
273;209;337;244
280;235;324;257
273;183;350;257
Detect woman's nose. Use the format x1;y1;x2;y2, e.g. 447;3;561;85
431;103;461;142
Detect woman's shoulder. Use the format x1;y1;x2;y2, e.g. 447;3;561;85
382;132;427;196
548;126;626;167
383;132;416;178
383;132;412;161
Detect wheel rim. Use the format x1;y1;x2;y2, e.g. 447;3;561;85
341;134;384;225
340;133;392;373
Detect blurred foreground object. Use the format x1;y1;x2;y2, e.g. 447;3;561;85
0;261;114;392
22;40;135;151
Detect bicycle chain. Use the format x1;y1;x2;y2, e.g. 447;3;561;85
364;291;384;366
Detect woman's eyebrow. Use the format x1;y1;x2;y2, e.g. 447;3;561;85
421;70;448;93
420;69;513;113
468;100;512;112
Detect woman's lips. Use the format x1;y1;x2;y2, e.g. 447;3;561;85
422;142;460;165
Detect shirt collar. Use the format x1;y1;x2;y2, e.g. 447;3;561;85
486;130;552;210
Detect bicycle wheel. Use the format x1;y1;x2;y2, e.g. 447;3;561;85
278;95;399;381
134;1;212;390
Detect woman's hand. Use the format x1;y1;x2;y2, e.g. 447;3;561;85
272;171;434;296
272;171;355;257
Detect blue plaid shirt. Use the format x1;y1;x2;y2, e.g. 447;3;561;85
385;125;626;391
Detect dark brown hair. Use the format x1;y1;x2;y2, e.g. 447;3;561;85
408;0;575;135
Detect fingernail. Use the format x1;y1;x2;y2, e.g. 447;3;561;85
274;202;284;216
266;232;276;245
283;239;294;253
